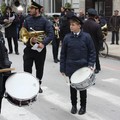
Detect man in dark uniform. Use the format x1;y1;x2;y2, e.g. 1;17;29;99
1;6;19;55
0;28;12;113
52;14;60;63
59;8;74;43
23;1;54;93
82;8;103;74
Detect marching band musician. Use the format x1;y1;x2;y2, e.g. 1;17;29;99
60;15;96;115
1;6;19;55
52;14;60;63
0;27;12;113
23;1;54;93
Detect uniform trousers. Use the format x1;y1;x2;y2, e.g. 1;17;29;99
95;50;101;71
7;37;18;53
52;36;60;60
23;47;46;84
70;85;87;107
0;72;12;113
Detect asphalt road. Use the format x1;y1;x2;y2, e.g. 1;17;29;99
0;42;120;120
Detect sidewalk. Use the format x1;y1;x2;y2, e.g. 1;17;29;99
106;32;120;60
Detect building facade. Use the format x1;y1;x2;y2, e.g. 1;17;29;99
2;0;120;17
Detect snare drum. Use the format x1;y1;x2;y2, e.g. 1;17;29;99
5;72;39;106
70;67;95;91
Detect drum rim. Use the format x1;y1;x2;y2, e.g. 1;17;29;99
5;91;39;101
71;67;93;83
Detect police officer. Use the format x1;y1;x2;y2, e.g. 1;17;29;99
23;1;54;93
52;14;60;63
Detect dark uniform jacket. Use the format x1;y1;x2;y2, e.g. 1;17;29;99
82;18;103;52
59;11;74;41
23;15;54;47
1;12;19;38
60;31;96;77
0;31;12;69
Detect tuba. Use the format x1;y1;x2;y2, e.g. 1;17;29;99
19;27;45;46
101;24;108;36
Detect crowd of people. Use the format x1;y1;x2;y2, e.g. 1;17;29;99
0;0;120;115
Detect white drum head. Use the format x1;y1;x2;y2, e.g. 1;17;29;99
5;72;39;100
71;67;92;84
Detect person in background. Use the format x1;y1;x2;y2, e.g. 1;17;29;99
109;10;120;45
23;1;54;93
82;8;103;74
60;6;65;17
60;15;96;115
59;8;74;43
1;6;19;55
17;11;25;40
52;14;60;63
78;10;85;22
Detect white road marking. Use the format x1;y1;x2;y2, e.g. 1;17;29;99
101;78;120;85
1;98;42;120
1;85;120;120
102;65;120;71
41;86;106;120
88;87;120;106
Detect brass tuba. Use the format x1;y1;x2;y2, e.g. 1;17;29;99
101;24;108;36
19;27;45;46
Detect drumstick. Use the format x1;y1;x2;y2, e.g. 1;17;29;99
63;75;70;86
0;68;15;73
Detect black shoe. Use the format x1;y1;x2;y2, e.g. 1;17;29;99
116;43;119;45
54;59;58;63
78;106;86;115
39;88;43;93
57;59;60;62
15;52;19;55
94;69;100;74
110;43;114;45
71;106;77;114
9;52;12;54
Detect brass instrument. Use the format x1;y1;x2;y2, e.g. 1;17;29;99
101;24;108;36
54;22;60;39
19;27;45;46
3;12;14;28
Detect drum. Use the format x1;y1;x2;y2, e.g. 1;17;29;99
5;72;39;107
70;67;95;91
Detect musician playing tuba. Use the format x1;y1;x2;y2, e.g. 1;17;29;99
52;14;60;63
22;1;54;93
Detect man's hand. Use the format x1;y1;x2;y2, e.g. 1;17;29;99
4;19;9;23
88;66;94;71
38;43;44;49
61;72;65;76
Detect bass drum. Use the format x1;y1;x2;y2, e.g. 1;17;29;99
5;72;39;107
70;67;95;91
